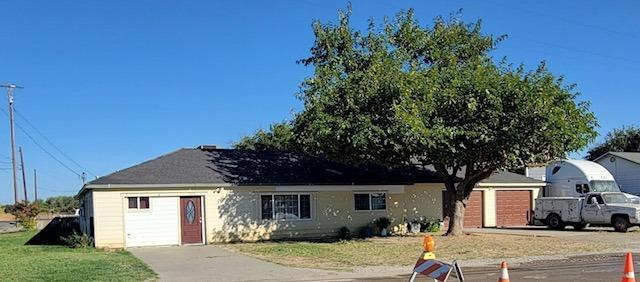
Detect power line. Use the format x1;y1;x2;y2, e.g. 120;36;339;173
484;0;639;41
13;108;97;177
0;107;83;178
15;122;83;178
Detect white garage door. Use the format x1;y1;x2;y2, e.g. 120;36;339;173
125;197;180;247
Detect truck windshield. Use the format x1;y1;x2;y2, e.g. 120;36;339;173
603;193;630;204
590;180;620;192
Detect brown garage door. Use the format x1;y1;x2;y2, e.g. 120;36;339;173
443;191;483;228
496;190;532;226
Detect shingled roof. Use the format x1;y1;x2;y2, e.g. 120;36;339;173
479;170;546;184
594;152;640;165
87;148;441;186
86;147;544;187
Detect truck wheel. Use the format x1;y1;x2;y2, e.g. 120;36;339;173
613;216;630;232
547;214;565;230
572;223;587;231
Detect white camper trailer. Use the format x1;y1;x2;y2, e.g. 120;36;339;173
545;160;621;197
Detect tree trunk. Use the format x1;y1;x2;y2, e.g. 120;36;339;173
446;198;466;236
437;164;497;236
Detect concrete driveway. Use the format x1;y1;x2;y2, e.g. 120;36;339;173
129;244;406;282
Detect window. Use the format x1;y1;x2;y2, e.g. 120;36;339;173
587;195;604;205
127;197;150;209
128;197;138;209
603;193;630;204
575;184;590;194
261;194;311;220
590;180;620;192
354;193;387;211
139;197;150;209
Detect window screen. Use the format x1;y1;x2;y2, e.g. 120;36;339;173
261;195;273;220
139;197;150;209
370;193;386;210
354;194;370;210
128;197;138;209
300;195;311;219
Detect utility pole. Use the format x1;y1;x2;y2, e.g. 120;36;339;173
19;147;27;202
33;169;38;202
1;84;23;204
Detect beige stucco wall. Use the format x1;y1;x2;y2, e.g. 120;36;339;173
209;184;443;242
87;184;444;248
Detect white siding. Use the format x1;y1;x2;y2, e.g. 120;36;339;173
124;197;180;247
526;166;546;181
597;155;640;195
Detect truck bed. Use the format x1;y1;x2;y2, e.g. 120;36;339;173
534;197;584;223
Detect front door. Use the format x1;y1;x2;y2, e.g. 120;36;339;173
180;197;203;244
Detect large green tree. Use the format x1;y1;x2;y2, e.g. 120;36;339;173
586;126;640;160
239;9;598;235
233;122;297;151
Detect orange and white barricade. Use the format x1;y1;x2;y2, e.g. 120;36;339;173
408;258;453;282
408;235;464;282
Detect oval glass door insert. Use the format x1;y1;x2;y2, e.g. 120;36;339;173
186;200;196;224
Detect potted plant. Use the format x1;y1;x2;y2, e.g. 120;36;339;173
409;219;421;234
376;217;391;236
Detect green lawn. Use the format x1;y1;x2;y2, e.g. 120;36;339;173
0;231;157;281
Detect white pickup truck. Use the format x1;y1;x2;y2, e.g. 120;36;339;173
533;192;640;232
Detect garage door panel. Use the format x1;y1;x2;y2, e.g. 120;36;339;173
464;191;483;228
125;197;180;247
443;191;483;228
496;191;531;226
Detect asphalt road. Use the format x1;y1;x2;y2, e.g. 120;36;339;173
354;253;635;282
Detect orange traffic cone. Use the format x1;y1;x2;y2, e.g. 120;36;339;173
623;252;636;282
499;261;510;282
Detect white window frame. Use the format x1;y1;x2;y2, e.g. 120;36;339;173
127;197;150;210
260;193;312;221
354;192;387;212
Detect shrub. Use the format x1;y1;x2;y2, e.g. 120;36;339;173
6;201;40;230
360;226;373;238
61;231;93;248
426;220;441;233
375;217;391;230
338;226;351;240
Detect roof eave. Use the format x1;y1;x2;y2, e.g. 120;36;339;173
476;182;546;187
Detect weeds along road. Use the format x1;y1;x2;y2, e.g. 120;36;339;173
351;253;636;282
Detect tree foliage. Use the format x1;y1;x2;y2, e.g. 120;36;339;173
586;126;640;160
5;201;40;230
237;8;598;235
36;196;79;214
233;122;297;151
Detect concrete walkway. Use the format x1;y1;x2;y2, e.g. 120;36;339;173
129;244;407;282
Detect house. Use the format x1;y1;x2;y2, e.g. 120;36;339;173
594;152;640;195
77;146;545;248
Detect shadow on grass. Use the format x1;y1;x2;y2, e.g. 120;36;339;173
26;216;80;245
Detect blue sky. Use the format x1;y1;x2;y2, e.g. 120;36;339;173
0;0;638;203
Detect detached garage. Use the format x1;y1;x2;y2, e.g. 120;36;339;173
443;171;544;228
